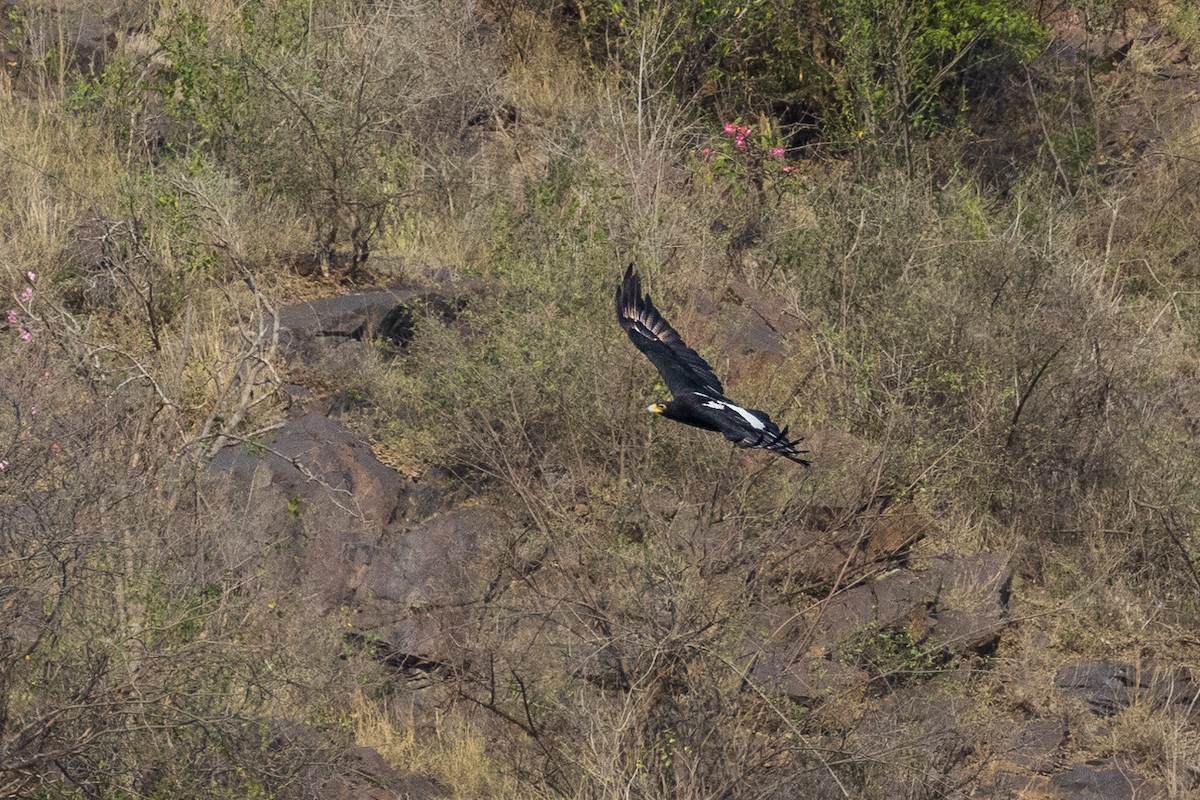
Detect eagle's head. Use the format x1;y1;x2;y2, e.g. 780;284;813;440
647;403;667;414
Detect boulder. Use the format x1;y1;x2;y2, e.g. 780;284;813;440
925;553;1012;653
803;553;1012;658
748;649;870;703
1055;660;1199;719
209;412;442;607
351;505;516;670
4;1;134;97
209;409;519;670
782;500;933;588
1007;719;1069;775
276;285;463;363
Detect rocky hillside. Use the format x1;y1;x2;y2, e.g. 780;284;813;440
2;1;1199;798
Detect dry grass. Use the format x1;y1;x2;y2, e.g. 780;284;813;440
0;97;121;273
3;0;1200;797
351;692;515;798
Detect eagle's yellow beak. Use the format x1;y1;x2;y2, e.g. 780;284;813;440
647;403;667;414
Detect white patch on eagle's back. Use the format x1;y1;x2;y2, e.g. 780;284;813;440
698;395;767;430
723;402;766;430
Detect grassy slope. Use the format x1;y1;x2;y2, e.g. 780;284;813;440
1;0;1199;797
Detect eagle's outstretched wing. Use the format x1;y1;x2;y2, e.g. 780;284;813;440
726;421;810;465
615;265;724;398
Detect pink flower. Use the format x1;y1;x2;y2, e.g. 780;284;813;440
781;165;798;173
18;327;33;342
26;271;36;283
29;405;38;416
701;147;713;155
723;122;736;135
0;459;8;471
769;147;785;160
735;136;746;149
737;124;751;136
19;286;33;304
5;310;16;324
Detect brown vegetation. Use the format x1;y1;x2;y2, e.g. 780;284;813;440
2;0;1199;797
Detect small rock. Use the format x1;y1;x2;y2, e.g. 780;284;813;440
749;652;870;703
1006;719;1068;774
1048;758;1152;800
927;553;1012;653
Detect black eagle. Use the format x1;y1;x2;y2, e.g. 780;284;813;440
616;265;809;465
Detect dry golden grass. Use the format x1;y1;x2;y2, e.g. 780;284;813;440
0;97;122;274
505;12;599;128
351;691;518;798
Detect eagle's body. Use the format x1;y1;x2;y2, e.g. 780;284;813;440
616;265;809;465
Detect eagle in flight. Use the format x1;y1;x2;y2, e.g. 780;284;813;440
616;265;809;465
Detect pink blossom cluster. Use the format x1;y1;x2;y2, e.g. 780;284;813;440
7;270;37;342
1;271;47;476
699;122;800;177
723;122;752;149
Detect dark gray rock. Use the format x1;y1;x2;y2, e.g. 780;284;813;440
9;2;130;81
209;411;517;670
926;552;1012;653
1055;660;1199;718
277;286;401;360
1006;718;1068;774
748;650;869;703
801;553;1012;657
979;716;1070;797
1048;759;1151;799
351;505;514;669
209;412;438;606
61;215;160;316
276;286;464;362
803;568;932;650
781;502;932;588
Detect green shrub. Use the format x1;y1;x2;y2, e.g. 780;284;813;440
833;0;1046;149
576;0;827;113
65;0;500;279
567;0;1044;150
844;625;947;689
